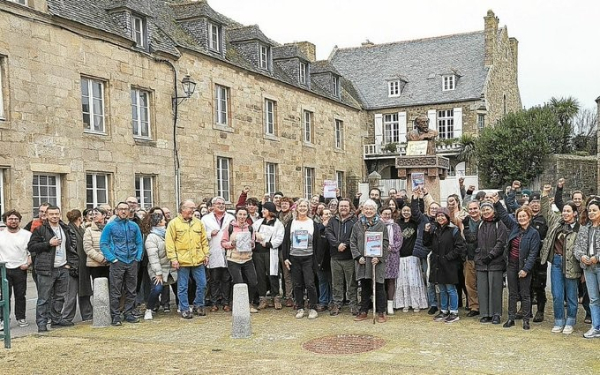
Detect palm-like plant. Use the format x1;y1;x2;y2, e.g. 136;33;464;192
457;133;476;163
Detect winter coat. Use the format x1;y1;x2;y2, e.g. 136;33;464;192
166;215;210;267
325;214;357;260
383;220;402;279
495;201;541;273
27;221;78;276
350;217;389;284
100;217;143;264
474;218;508;272
83;222;107;267
69;222;93;296
540;195;581;279
146;231;177;284
574;224;600;270
251;217;285;253
462;216;480;261
424;223;466;285
410;197;434;259
315;222;331;271
221;220;255;264
201;212;235;268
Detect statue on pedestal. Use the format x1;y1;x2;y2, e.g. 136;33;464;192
407;114;438;155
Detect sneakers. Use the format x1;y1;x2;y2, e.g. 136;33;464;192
583;328;600;339
111;319;122;326
163;306;171;314
274;297;283;310
257;298;269;310
250;305;259;313
562;325;574;335
402;307;409;313
427;306;438;315
444;313;460;324
387;301;394;315
354;312;368;322
144;309;153;321
295;309;305;319
330;305;340;316
0;320;3;331
551;325;563;333
124;315;140;323
585;315;592;324
193;306;206;316
434;312;449;322
308;309;318;319
181;311;193;319
17;319;29;327
38;325;49;332
413;308;420;313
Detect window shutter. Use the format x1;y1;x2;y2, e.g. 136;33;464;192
374;114;383;145
453;107;463;138
427;109;436;131
398;111;407;143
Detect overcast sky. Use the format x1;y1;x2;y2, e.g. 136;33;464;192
211;0;600;110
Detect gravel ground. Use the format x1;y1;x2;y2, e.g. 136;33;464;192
1;306;598;375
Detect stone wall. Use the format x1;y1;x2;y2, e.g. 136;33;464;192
534;154;598;198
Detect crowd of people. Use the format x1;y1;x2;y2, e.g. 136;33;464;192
1;178;600;340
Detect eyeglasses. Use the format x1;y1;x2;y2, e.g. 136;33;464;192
117;208;129;211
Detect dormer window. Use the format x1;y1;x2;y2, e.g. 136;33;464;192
131;15;146;48
259;44;270;70
388;80;400;97
208;22;221;52
332;76;339;97
299;62;307;84
443;75;456;91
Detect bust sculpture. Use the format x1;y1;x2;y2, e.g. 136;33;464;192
407;114;439;155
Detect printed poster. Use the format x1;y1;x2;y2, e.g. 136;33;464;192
235;232;252;252
323;180;338;199
411;172;425;191
364;232;383;257
293;230;309;250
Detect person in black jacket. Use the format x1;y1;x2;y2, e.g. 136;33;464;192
475;202;508;324
325;199;358;316
27;205;78;333
424;207;466;324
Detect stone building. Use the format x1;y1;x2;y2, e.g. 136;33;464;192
0;0;364;221
329;10;521;197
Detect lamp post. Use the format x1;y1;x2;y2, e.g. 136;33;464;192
172;74;196;206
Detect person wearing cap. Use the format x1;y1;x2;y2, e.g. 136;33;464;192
494;195;541;330
83;206;110;280
424;206;466;324
252;202;285;310
474;201;508;324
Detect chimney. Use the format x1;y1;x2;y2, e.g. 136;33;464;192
295;41;316;62
484;10;498;67
361;39;375;47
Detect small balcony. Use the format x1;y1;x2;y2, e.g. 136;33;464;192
363;141;462;159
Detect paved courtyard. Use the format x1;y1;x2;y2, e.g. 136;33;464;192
0;276;598;374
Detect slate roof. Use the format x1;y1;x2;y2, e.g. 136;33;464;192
45;0;361;109
329;31;489;110
311;60;340;76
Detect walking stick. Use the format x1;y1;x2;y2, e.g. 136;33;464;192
372;261;377;324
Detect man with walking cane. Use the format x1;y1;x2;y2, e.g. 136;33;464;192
350;199;389;323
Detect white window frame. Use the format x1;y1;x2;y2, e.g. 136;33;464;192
259;44;269;70
81;77;105;133
332;76;339;97
265;163;277;195
32;173;61;217
208;22;221;52
336;171;344;197
216;157;231;202
0;170;4;217
86;173;109;209
383;113;400;143
135;174;154;209
131;15;145;48
335;119;344;149
303;110;313;143
304;167;315;199
215;84;229;126
477;114;485;130
131;88;151;138
264;99;276;135
7;0;27;5
299;62;307;84
437;109;454;139
442;75;456;91
388;80;400;97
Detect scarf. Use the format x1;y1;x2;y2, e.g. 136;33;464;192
150;226;166;239
382;218;395;247
360;214;380;230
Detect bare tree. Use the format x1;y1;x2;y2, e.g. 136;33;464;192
571;107;598;155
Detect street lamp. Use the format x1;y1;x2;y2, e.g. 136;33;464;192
173;74;196;105
172;74;196;206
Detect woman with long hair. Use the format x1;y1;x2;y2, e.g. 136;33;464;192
380;206;401;314
64;209;93;322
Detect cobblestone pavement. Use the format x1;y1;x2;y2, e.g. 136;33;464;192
1;301;599;375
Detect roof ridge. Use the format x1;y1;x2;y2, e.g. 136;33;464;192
335;30;484;52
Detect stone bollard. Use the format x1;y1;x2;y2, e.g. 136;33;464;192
231;283;251;338
93;277;111;327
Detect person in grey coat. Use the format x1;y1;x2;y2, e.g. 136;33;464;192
350;199;389;323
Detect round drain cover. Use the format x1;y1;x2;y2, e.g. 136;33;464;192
302;334;385;354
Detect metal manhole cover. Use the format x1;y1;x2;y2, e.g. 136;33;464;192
302;334;386;354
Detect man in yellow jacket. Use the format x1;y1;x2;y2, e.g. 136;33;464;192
166;200;209;318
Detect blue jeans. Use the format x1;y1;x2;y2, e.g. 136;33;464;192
422;259;437;307
178;265;207;312
316;269;332;306
584;266;600;330
438;284;458;313
550;255;579;327
147;280;164;311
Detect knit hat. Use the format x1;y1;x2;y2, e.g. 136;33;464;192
530;192;541;202
273;191;284;198
480;202;494;211
263;202;278;216
436;207;451;220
